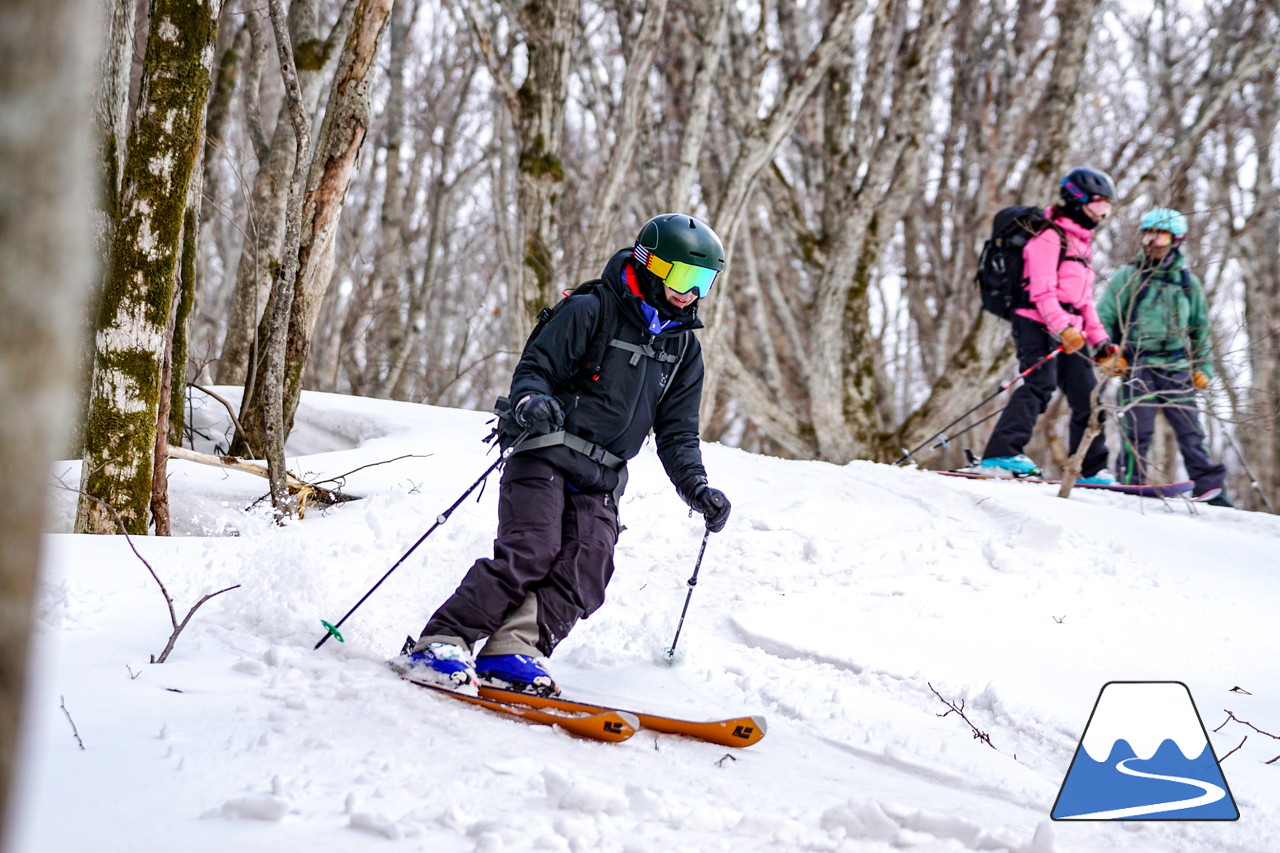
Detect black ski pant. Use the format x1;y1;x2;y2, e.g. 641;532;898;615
1117;365;1225;494
982;315;1109;477
419;455;620;658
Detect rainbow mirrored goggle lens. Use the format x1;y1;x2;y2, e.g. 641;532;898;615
635;245;719;297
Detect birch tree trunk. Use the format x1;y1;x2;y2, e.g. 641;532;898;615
698;0;866;429
807;0;947;461
96;0;136;224
76;0;224;535
236;0;392;461
460;0;580;345
0;0;97;832
1236;66;1280;511
260;0;312;515
580;0;669;268
214;0;344;387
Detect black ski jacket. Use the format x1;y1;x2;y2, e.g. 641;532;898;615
508;249;707;496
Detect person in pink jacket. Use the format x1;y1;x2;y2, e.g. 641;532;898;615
978;167;1125;482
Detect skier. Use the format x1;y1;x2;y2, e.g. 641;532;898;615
975;167;1126;482
392;213;732;696
1096;208;1232;506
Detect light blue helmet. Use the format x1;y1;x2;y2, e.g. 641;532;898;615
1140;208;1188;238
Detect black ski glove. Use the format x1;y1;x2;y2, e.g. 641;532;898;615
514;393;564;435
689;484;731;533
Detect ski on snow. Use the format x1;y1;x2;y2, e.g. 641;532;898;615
935;469;1195;498
477;685;768;748
414;682;640;743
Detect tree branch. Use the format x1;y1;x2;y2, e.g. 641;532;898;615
929;682;998;751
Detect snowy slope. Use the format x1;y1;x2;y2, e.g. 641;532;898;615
9;389;1280;853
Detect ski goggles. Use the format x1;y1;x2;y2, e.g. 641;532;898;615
634;243;720;297
1084;197;1113;219
1141;229;1174;247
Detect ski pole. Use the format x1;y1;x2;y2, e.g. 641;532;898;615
664;527;711;663
314;431;529;650
893;346;1064;466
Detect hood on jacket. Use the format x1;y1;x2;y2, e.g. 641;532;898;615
600;248;703;333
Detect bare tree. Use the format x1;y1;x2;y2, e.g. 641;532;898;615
0;0;97;834
460;0;582;345
233;0;393;476
214;0;351;389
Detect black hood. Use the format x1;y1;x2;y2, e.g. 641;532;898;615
600;249;703;331
1056;202;1101;231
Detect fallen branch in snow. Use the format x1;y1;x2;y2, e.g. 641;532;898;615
928;682;997;751
311;453;432;489
57;484;242;664
164;444;358;516
1213;710;1280;741
60;696;84;750
1219;735;1247;762
1213;709;1280;765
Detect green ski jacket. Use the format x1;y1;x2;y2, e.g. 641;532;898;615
1096;250;1215;379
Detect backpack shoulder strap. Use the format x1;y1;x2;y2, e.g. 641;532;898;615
654;331;693;406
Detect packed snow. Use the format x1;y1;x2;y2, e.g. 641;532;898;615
9;388;1280;853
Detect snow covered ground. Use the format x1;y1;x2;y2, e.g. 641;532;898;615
9;388;1280;853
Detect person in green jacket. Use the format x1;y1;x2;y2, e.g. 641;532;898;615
1096;208;1231;506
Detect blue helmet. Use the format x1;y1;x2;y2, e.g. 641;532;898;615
1140;208;1188;238
1060;167;1115;206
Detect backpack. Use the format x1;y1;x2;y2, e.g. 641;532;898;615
975;205;1067;320
487;280;617;443
1124;268;1193;330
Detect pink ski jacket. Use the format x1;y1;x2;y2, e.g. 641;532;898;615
1014;207;1108;346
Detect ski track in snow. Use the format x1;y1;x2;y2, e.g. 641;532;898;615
10;389;1280;853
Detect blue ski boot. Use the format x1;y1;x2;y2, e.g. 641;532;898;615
389;642;478;695
474;654;560;697
977;454;1041;478
1077;469;1116;486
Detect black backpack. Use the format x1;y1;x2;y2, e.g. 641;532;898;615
487;279;622;446
975;205;1067;320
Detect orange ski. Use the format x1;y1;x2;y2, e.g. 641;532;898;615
478;686;767;748
419;683;639;743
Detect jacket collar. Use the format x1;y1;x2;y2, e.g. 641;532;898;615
600;249;704;334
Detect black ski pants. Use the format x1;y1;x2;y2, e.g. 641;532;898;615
1117;365;1225;494
420;455;620;658
983;315;1109;476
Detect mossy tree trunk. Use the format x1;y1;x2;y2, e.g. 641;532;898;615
76;0;224;535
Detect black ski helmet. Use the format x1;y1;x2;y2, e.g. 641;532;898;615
633;213;725;298
1060;167;1116;206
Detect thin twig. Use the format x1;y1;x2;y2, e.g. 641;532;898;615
189;383;257;457
311;453;432;487
1218;710;1280;740
1219;735;1247;762
151;584;241;664
55;483;242;664
929;682;997;751
60;696;85;750
65;485;178;630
